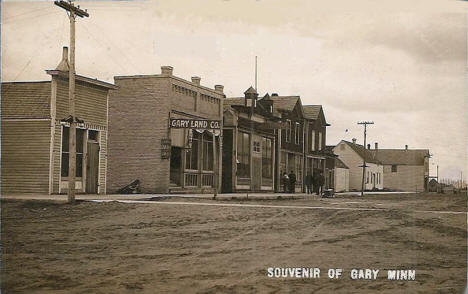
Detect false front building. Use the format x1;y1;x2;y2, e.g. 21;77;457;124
222;88;281;192
1;47;117;194
107;66;224;194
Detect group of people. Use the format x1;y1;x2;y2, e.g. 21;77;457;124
281;170;325;195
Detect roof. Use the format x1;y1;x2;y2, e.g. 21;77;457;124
1;81;51;119
373;149;429;165
244;86;257;95
303;105;321;120
224;97;245;107
341;140;381;164
270;96;300;112
335;158;349;169
46;70;118;90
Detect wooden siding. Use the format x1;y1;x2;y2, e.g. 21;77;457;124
98;130;108;194
2;82;51;119
52;123;62;193
1;120;51;194
383;165;425;192
55;78;108;125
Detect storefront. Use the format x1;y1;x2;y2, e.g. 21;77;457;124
222;88;279;192
107;66;224;194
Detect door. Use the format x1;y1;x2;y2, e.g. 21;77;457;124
86;141;99;193
251;137;262;191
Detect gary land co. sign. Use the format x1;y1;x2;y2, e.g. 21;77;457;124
170;118;221;129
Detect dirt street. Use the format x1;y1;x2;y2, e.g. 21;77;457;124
2;193;466;293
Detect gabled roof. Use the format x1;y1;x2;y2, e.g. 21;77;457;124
303;105;321;120
244;86;257;95
336;158;349;169
373;149;429;165
303;105;330;126
341;140;381;164
270;96;300;112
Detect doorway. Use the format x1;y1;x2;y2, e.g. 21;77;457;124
86;140;99;193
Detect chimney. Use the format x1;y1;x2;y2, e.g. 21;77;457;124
191;76;201;86
352;138;357;144
271;93;278;96
161;66;173;76
405;145;408;150
375;142;378;150
214;85;224;94
367;144;371;150
55;46;69;71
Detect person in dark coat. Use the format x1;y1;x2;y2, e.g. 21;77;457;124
313;170;320;195
305;173;313;194
318;172;325;195
288;170;296;193
281;172;289;193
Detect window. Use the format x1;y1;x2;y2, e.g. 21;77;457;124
295;122;300;145
185;130;199;170
202;133;214;171
88;130;99;141
311;130;316;151
253;141;261;153
61;126;85;177
295;155;302;184
366;171;369;183
318;131;322;150
262;137;272;179
392;165;397;172
285;120;292;143
237;131;250;177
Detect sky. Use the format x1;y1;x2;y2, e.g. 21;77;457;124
2;0;467;180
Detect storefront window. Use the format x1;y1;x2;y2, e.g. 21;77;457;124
202;132;214;171
262;137;272;179
237;131;250;177
61;126;85;177
185;130;199;170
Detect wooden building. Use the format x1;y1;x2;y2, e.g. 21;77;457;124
107;66;224;194
372;144;429;192
1;47;117;194
222;89;281;192
270;94;307;192
303;105;330;191
333;140;384;191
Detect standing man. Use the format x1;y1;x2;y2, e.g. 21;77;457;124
305;172;313;194
281;172;289;193
318;171;325;196
289;170;296;193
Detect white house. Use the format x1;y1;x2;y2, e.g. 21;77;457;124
333;140;384;191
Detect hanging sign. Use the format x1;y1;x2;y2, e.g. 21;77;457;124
170;118;221;130
161;138;171;159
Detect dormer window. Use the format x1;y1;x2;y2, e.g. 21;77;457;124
246;99;252;107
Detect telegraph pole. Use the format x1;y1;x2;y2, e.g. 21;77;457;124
358;121;374;196
54;0;89;203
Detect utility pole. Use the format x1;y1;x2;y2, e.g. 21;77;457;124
357;121;374;197
54;0;89;203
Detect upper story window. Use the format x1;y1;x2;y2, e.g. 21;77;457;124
295;122;300;145
285;120;292;143
392;165;398;172
318;131;322;150
253;141;261;153
311;130;316;151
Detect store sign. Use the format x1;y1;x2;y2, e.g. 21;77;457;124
170;118;221;130
161;138;171;159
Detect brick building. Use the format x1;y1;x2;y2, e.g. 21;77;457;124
1;47;116;194
222;89;281;192
107;66;224;194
